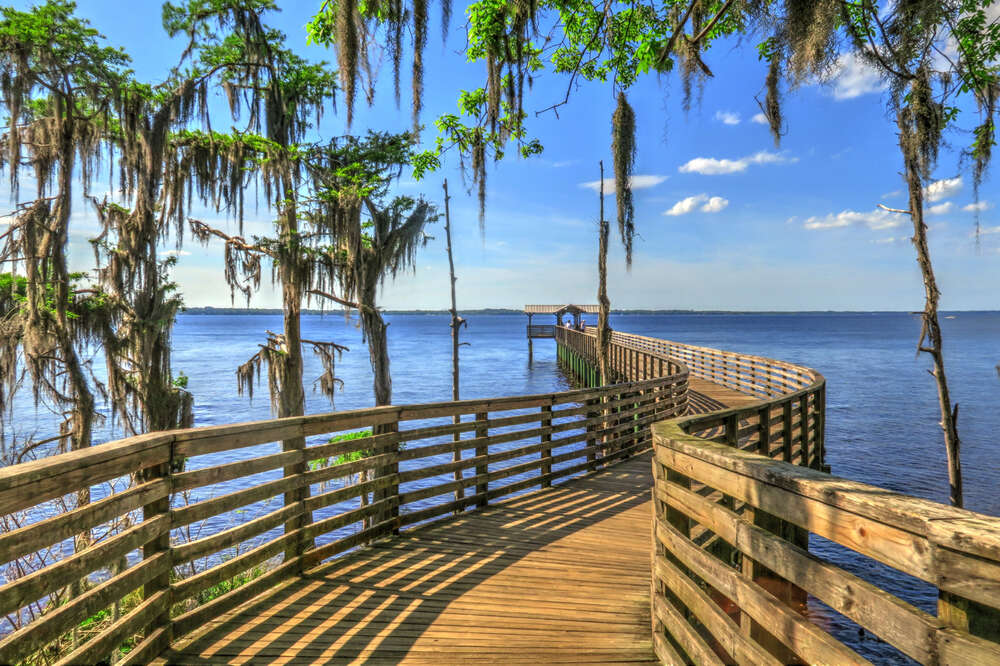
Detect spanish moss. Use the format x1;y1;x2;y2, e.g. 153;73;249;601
612;92;637;268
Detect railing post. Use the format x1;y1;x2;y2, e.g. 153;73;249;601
475;411;488;508
374;415;401;534
541;403;553;487
801;392;812;468
725;413;740;449
782;400;793;463
140;438;176;652
757;406;770;455
586;397;598;470
453;414;464;515
816;384;829;472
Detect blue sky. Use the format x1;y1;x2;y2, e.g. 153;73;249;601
6;1;999;310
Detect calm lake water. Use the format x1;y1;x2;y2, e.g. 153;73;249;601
6;311;999;661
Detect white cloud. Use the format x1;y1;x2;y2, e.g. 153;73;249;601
927;202;953;215
802;208;906;231
580;174;668;194
963;201;992;212
678;151;796;175
552;160;577;168
664;195;707;216
872;236;907;245
165;249;192;257
701;196;729;213
0;214;13;226
925;177;962;202
982;225;1000;235
663;194;730;216
827;53;886;100
751;113;768;125
714;110;741;125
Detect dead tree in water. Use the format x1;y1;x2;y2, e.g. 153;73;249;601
596;161;611;386
756;3;1000;508
443;179;467;510
443;180;466;401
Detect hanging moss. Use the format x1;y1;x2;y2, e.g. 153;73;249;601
611;92;637;268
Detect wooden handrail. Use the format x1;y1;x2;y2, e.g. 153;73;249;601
0;341;689;665
5;325;997;665
650;367;1000;662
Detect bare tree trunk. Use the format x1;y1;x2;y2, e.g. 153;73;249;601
443;179;465;512
360;287;392;408
597;161;611;385
897;112;963;508
277;198;312;562
444;180;461;401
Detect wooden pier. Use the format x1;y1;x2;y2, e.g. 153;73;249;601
2;325;1000;664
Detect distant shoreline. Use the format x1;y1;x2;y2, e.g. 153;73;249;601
180;307;996;316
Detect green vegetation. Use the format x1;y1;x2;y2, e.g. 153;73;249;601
310;429;374;470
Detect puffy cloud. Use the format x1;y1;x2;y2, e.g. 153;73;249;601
164;249;192;257
678;151;796;175
751;113;768;125
963;201;992;212
802;208;906;231
663;194;729;216
827;53;886;100
926;202;953;215
701;196;729;213
664;195;706;216
580;174;668;194
872;236;907;245
714;110;741;125
925;177;962;202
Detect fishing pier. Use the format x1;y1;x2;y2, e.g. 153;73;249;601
2;324;1000;664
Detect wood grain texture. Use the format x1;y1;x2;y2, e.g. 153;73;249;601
158;454;659;665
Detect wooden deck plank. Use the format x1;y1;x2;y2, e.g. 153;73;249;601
160;454;657;665
159;379;758;665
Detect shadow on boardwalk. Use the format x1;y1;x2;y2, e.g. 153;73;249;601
159;453;658;665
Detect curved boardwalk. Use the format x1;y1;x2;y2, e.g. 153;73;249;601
156;379;748;665
7;327;1000;665
158;455;658;664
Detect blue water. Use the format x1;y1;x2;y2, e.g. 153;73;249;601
6;311;1000;661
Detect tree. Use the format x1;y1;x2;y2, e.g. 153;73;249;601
309;1;761;223
760;1;1000;510
309;1;761;386
0;0;128;576
305;132;438;408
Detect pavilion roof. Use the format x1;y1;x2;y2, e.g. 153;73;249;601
523;304;600;315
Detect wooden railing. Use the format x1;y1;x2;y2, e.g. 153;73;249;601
557;326;690;385
0;364;688;665
527;324;556;338
5;324;999;666
560;325;1000;662
557;326;824;469
650;370;1000;662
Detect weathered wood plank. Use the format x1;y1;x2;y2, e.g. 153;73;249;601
0;479;168;564
0;515;168;618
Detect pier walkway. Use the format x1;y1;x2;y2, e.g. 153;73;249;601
159;454;658;664
3;326;1000;665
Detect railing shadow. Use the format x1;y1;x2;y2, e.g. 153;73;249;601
160;454;655;664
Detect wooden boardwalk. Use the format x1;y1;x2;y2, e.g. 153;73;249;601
687;376;760;412
159;455;658;664
10;327;1000;665
157;379;758;665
